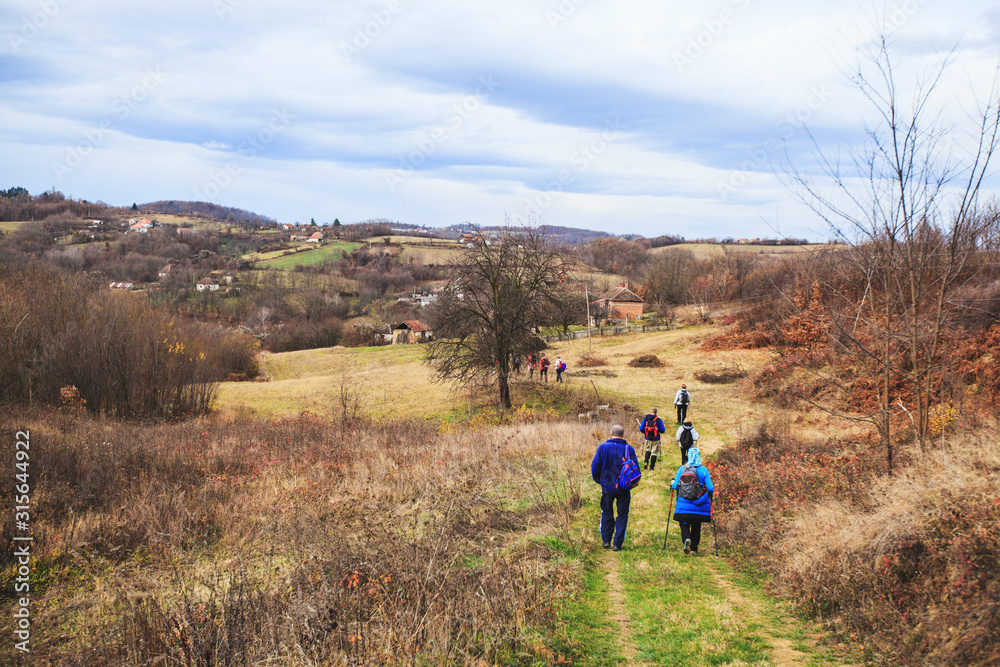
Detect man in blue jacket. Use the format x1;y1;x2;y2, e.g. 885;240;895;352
639;407;666;470
591;424;639;552
670;447;715;555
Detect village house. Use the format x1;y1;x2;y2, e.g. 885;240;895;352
128;218;154;233
109;282;135;290
306;231;324;244
391;320;433;344
594;285;644;322
158;263;178;279
196;277;220;292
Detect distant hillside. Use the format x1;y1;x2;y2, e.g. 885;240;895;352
140;200;276;227
442;223;611;246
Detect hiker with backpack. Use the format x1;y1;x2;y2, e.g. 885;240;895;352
674;384;691;423
638;408;666;470
539;354;550;382
676;420;699;465
591;424;641;552
527;353;536;380
555;357;567;383
671;447;714;555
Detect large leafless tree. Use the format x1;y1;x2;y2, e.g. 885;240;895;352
788;34;1000;467
425;228;567;410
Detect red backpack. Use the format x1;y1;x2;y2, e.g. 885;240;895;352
642;415;659;440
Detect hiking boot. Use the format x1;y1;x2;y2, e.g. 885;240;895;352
612;545;621;552
683;539;691;555
603;541;611;549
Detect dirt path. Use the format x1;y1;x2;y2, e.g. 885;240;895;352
590;458;851;666
705;566;814;667
601;549;647;667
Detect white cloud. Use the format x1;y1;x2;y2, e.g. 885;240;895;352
1;0;997;240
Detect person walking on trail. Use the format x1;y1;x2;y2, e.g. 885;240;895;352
539;354;550;382
674;384;691;423
676;420;699;465
639;408;666;471
671;447;714;555
527;352;536;380
591;424;639;552
555;357;566;383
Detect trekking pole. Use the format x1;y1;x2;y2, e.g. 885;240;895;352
663;489;674;549
711;493;719;557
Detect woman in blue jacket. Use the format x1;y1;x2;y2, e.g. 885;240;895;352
671;447;714;554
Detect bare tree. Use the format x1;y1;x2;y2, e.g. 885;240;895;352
425;227;567;410
787;34;1000;467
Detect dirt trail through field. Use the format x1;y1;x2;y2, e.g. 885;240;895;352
596;463;839;666
601;549;648;667
578;326;850;665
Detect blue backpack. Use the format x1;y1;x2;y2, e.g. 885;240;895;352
616;444;642;490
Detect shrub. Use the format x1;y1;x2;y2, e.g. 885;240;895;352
627;354;664;368
695;365;746;384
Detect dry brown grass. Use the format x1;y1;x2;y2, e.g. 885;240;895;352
0;406;610;664
775;430;1000;664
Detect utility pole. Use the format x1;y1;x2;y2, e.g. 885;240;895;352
585;285;592;356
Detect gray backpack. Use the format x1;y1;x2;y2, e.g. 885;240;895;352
677;465;706;500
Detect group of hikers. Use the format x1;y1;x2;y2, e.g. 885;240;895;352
525;352;567;383
591;384;713;555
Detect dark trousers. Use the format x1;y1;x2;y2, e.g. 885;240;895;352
680;445;691;465
678;521;703;551
540;368;548;381
676;404;688;423
600;489;631;549
556;370;563;382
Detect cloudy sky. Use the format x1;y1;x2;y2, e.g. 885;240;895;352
2;1;998;239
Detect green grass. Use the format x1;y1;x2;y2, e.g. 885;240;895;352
251;241;361;269
546;536;623;667
0;221;29;233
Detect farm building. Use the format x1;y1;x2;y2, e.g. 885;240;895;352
595;285;644;322
392;320;433;344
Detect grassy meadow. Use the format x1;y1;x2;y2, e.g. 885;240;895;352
652;243;834;261
217;323;808;456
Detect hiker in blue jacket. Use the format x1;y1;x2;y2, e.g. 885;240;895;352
591;424;639;552
671;447;714;555
639;408;666;470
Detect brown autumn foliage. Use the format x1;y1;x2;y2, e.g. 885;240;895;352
712;418;1000;666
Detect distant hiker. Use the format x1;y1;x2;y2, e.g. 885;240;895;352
540;354;550;382
671;447;714;555
555;357;566;383
591;424;640;552
639;408;666;470
674;384;691;423
527;352;536;380
676;420;699;465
